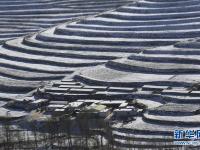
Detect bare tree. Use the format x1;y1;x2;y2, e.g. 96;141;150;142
2;112;13;150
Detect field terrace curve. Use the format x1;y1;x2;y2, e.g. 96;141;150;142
3;0;200;149
0;0;132;42
0;0;134;99
70;39;200;149
2;0;200;97
68;0;200;148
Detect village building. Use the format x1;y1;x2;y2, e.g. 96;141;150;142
80;104;110;118
46;104;67;112
68;101;86;110
113;107;137;118
28;99;49;110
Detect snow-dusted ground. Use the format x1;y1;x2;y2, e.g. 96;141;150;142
2;0;200;149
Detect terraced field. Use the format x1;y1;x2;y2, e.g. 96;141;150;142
0;0;132;41
69;0;200;148
0;0;134;99
2;0;200;149
39;0;200;148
